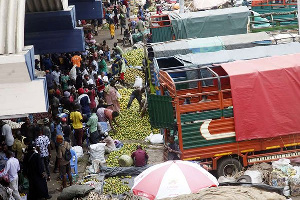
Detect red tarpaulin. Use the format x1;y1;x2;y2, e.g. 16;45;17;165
221;53;300;141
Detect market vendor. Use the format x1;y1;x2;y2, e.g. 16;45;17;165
96;107;119;132
113;43;124;57
103;132;116;153
165;136;182;160
131;145;148;167
127;87;145;110
86;109;100;144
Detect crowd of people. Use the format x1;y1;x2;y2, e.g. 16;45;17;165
0;2;185;199
0;22;146;198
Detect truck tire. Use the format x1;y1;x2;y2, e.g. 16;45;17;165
217;158;242;177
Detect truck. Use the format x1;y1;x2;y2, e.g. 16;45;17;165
145;32;299;94
148;52;300;176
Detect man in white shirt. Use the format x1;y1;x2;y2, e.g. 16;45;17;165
0;151;21;200
91;57;99;72
51;66;61;86
1;121;14;149
99;72;109;83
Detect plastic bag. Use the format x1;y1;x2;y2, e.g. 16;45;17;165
272;158;292;174
244;170;263;183
133;76;143;88
217;176;236;183
145;133;163;144
89;143;106;164
71;146;84;158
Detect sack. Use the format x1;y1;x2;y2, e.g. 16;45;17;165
64;148;72;161
244;170;262;184
145;133;163;144
89;143;106;164
133;76;143;88
71;146;83;158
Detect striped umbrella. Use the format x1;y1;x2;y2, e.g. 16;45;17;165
132;160;218;200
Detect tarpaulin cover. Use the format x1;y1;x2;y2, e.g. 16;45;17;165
193;0;230;10
174;42;300;66
169;7;249;39
100;165;150;177
150;32;271;58
221;53;300;141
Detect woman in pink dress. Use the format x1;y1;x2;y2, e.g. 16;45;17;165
104;81;120;113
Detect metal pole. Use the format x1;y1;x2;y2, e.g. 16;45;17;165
179;0;184;13
298;0;300;34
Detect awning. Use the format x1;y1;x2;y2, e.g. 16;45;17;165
0;78;49;119
221;53;300;141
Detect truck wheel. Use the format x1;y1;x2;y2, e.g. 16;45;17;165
217;158;242;177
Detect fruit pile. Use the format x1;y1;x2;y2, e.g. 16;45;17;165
111;88;159;141
106;143;147;167
124;68;145;84
123;48;144;67
103;177;131;194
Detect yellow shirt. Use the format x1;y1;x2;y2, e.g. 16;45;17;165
70;111;83;129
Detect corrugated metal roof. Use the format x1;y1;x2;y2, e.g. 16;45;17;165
169;6;249;20
175;42;300;66
150;32;271;58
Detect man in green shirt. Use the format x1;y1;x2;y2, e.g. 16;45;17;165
86;109;100;144
60;71;70;91
113;43;124;57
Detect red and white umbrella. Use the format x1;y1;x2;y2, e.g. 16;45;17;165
132;160;218;200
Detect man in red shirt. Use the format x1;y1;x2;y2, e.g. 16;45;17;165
131;145;148;167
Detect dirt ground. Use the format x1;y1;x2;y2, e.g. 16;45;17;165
47;143;164;199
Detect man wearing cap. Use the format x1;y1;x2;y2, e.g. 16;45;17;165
78;88;91;118
57;135;72;190
42;118;51;139
61;91;72;112
35;127;51;181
